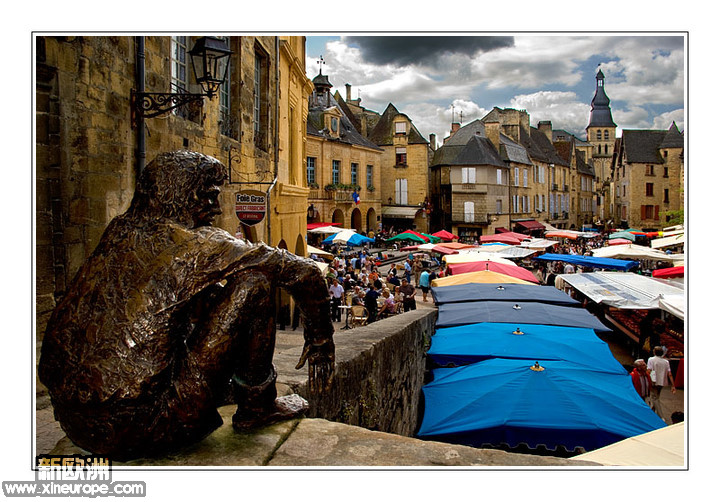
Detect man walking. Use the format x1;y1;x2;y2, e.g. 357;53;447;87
647;346;676;422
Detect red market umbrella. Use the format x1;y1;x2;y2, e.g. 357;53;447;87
608;238;633;246
447;261;540;284
546;230;579;240
433;246;461;255
480;234;523;245
652;266;684;279
307;222;340;230
432;229;460;241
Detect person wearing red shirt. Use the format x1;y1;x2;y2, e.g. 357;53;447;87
630;359;652;406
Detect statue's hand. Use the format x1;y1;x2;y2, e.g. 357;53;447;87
296;339;335;392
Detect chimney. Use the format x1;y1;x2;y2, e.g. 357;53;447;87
429;133;436;151
346;83;352;102
448;122;461;140
485;120;500;150
538;120;553;142
520;110;530;135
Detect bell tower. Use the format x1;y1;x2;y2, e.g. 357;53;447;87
586;68;617;182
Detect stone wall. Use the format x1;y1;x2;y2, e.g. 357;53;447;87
299;308;436;437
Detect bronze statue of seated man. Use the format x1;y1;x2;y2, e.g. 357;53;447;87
39;151;334;460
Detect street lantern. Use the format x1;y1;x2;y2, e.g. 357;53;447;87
131;36;233;123
189;36;232;97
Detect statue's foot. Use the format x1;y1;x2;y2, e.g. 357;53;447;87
232;394;309;431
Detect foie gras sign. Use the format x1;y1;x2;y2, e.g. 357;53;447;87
235;190;267;226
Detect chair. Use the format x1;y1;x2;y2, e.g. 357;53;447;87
349;305;369;328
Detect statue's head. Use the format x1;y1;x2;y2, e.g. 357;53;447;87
133;151;228;227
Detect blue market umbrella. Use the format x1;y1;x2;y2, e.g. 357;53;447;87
321;230;374;247
428;322;626;373
431;283;581;306
417;358;667;452
436;301;611;332
534;253;638;271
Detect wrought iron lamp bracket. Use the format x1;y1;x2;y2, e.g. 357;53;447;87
131;89;211;124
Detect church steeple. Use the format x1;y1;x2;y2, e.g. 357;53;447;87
587;68;616;129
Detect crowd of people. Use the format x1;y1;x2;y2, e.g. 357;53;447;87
319;249;443;325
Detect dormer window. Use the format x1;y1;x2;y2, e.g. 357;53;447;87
324;109;341;138
395;121;407;135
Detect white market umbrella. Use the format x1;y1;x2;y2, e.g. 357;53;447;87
651;233;685;249
306;245;333;259
308;225;355;234
592;243;674;261
575;422;684;467
443;252;517;266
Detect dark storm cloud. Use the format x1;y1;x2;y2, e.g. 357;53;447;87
344;36;515;66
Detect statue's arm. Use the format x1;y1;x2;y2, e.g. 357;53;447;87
192;230;334;389
266;246;335;391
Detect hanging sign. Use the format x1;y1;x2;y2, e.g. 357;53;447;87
235;190;267;226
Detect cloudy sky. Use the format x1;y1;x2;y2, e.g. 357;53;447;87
305;34;685;147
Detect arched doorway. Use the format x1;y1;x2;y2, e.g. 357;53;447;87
351;207;362;232
366;207;377;233
331;208;345;227
307;204;320;226
294;234;306;257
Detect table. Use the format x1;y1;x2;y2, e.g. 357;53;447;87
338;305;352;330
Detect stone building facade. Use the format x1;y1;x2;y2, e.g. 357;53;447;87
611;123;684;229
305;70;383;234
35;35;311;336
429;119;511;241
367;104;432;233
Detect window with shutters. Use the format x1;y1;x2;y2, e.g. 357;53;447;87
395;121;407;135
464;201;474;223
461;167;476;184
395;179;408;205
395;147;407;166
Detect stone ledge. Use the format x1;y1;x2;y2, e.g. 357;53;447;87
51;405;598;467
270;418;599;467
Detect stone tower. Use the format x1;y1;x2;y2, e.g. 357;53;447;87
586;68;617;180
586;68;617;222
